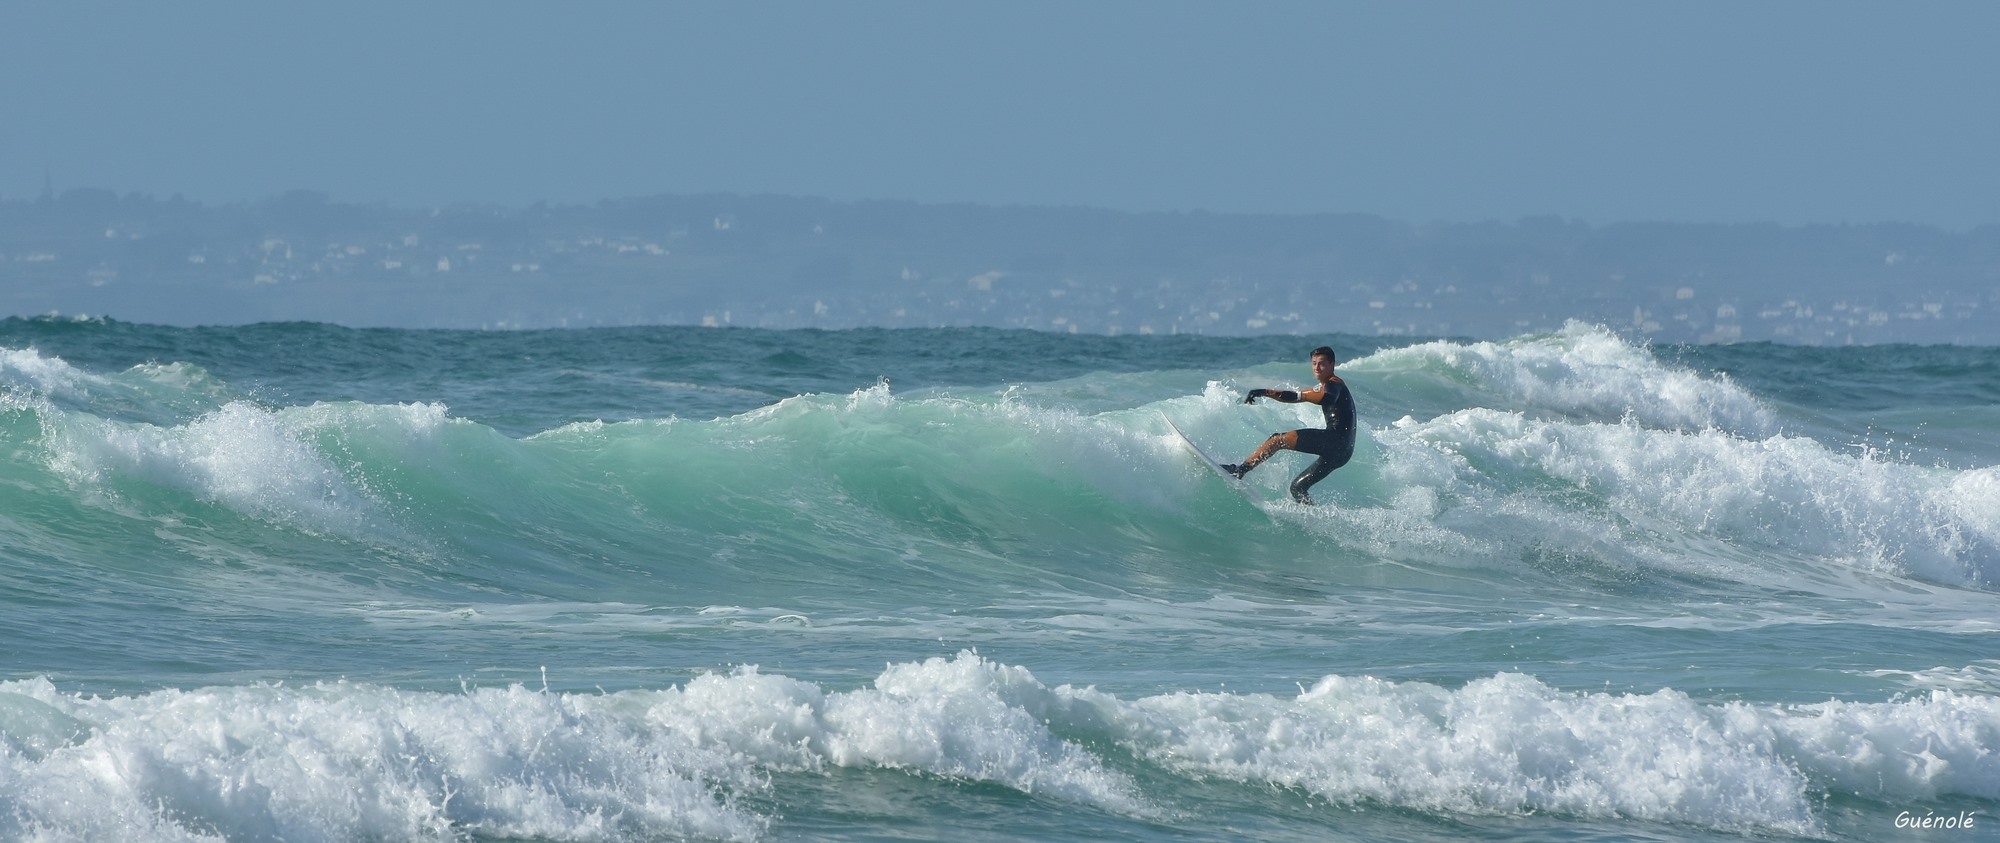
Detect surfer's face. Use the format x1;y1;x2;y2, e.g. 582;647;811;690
1311;354;1335;382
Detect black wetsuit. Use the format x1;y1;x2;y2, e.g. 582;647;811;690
1285;378;1356;503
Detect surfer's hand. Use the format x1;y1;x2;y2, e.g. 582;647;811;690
1243;389;1264;404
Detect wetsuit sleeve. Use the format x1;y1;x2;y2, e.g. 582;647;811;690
1249;388;1304;403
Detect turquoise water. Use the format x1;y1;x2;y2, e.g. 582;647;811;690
2;317;1996;842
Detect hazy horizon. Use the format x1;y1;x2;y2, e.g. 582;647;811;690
7;189;1994;343
14;185;2000;236
5;2;1998;228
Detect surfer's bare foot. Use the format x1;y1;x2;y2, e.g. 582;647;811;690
1221;463;1249;479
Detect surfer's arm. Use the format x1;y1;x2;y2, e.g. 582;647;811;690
1243;388;1305;404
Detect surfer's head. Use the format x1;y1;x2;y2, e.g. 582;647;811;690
1310;346;1336;380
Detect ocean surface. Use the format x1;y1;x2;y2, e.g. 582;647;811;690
2;317;1996;842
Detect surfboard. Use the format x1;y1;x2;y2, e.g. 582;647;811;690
1163;413;1263;503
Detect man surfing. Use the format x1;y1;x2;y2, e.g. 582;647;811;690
1222;345;1356;504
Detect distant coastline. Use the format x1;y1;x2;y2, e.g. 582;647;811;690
3;189;1994;344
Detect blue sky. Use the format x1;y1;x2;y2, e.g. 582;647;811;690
4;1;1996;226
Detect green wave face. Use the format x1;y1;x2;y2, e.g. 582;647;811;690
5;321;1993;619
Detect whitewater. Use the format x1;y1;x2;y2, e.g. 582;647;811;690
2;317;1996;842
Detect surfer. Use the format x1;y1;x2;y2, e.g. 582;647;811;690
1222;346;1356;504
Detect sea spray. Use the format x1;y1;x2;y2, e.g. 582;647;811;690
1356;321;1778;434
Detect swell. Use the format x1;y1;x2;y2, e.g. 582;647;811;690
3;322;1995;619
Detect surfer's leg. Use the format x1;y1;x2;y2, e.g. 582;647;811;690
1227;430;1299;477
1287;458;1332;504
1286;444;1352;504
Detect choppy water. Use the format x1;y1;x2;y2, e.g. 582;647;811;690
3;317;1996;842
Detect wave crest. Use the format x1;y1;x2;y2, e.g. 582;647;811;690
10;657;1996;839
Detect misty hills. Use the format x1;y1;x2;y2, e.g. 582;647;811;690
3;189;1995;344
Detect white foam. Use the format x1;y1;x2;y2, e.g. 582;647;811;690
1769;689;2000;803
45;402;365;534
9;659;1994;840
1377;408;2000;586
1361;321;1776;435
1949;467;2000;552
1066;671;2000;835
40;401;450;539
0;347;90;403
0;654;1147;842
1072;672;1820;833
818;656;1149;812
1863;661;2000;695
648;655;1151;814
2;349;243;434
0;676;763;842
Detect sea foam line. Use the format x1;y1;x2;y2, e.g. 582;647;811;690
6;655;1996;841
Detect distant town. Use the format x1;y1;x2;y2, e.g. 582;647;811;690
4;188;1996;344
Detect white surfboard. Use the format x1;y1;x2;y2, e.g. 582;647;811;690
1162;413;1263;503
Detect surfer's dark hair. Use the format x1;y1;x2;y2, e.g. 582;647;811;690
1310;346;1336;364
